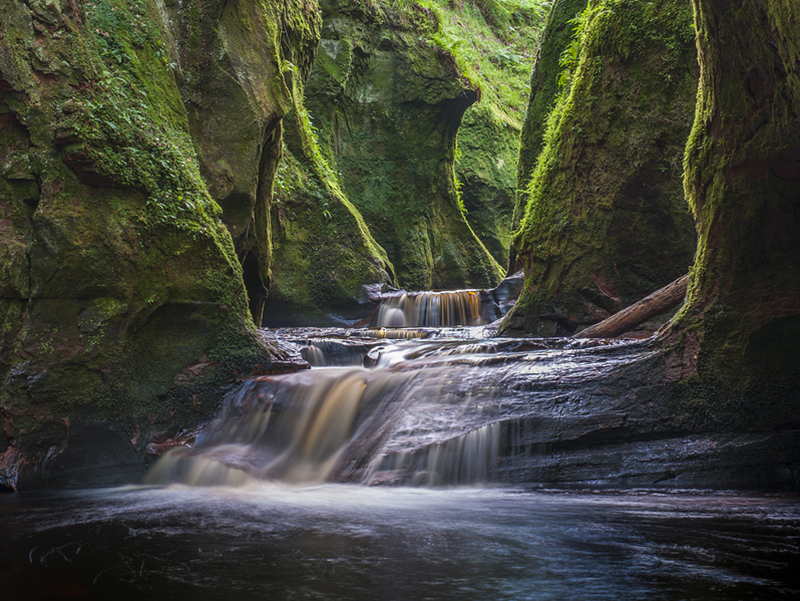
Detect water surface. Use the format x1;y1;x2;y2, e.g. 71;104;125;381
1;485;798;600
4;325;797;599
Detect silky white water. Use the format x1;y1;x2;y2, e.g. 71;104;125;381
146;330;646;488
2;484;797;600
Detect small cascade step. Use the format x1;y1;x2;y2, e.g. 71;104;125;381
377;290;483;327
371;271;523;328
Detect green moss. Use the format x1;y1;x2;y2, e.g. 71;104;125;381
393;1;548;124
364;2;549;265
670;0;800;398
267;75;395;321
503;0;698;335
385;2;548;265
513;0;589;255
165;0;323;321
296;0;504;293
0;0;300;476
51;0;223;235
456;106;520;263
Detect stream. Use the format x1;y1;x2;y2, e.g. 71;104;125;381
1;302;799;599
144;325;649;488
1;484;798;600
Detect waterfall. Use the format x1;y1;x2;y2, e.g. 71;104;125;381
376;290;482;327
145;338;514;488
366;422;500;486
145;360;503;487
146;326;648;489
147;369;381;486
145;272;647;490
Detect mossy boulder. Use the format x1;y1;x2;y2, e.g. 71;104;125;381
299;0;503;291
0;0;308;490
503;0;698;336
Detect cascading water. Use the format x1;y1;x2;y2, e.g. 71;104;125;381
147;367;413;486
144;319;800;494
370;271;524;328
146;325;656;488
376;290;483;327
7;292;799;600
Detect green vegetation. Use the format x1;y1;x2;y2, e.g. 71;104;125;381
395;1;549;126
0;0;308;486
502;0;698;335
393;1;551;263
268;70;395;323
274;0;505;302
513;0;587;260
59;0;221;234
267;1;549;306
665;0;800;404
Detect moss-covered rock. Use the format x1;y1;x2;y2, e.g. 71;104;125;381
511;0;588;270
414;1;547;266
455;108;519;265
0;0;309;490
502;0;698;336
664;0;800;422
265;61;394;326
298;0;503;291
266;0;548;319
164;0;323;323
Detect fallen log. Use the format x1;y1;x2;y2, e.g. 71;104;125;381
572;274;689;339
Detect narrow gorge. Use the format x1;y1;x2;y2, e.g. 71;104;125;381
1;1;799;597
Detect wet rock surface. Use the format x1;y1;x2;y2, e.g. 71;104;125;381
148;329;800;490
